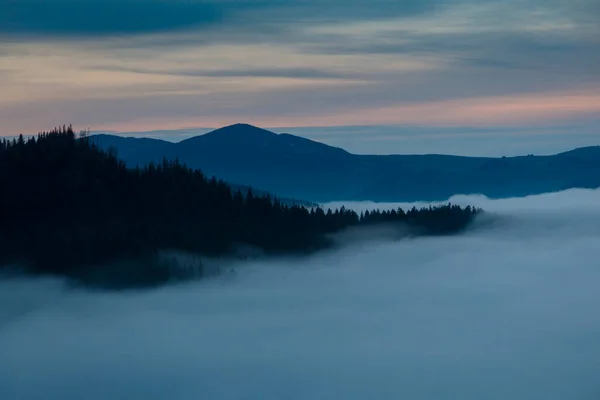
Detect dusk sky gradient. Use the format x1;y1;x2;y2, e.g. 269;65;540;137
1;0;599;155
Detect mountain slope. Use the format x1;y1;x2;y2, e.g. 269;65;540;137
91;135;176;166
94;124;600;202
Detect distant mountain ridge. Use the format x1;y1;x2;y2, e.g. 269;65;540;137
94;123;600;202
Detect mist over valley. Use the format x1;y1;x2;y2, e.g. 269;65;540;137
2;190;600;399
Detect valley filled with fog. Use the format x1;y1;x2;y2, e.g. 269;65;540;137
1;189;600;399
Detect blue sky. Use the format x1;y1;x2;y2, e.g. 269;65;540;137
1;0;598;154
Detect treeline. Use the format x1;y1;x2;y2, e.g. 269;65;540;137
0;126;481;287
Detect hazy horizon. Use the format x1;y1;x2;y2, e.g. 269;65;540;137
80;121;600;157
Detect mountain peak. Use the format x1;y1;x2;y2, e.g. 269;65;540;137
207;123;277;138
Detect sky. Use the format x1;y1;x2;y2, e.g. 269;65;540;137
1;0;599;155
2;189;600;399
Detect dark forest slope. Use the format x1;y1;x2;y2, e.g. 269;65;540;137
0;126;479;289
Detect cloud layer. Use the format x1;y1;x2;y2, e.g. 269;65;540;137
0;0;440;38
1;189;600;399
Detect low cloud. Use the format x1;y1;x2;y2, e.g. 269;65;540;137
1;189;600;399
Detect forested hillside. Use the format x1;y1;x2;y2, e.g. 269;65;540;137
0;126;480;288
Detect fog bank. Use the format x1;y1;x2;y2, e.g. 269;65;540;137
1;189;600;399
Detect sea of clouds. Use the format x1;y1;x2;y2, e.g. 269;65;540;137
1;189;600;399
